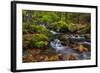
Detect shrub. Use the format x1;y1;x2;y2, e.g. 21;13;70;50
29;24;37;32
29;24;49;35
68;23;77;32
52;20;68;32
36;25;49;36
34;41;48;48
32;34;48;41
29;34;48;49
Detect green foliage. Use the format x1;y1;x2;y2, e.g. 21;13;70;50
34;41;47;48
68;23;77;32
23;34;48;49
22;10;91;43
32;11;58;24
22;22;29;34
29;34;48;49
40;15;53;24
35;25;49;35
29;24;36;32
52;20;68;32
28;24;49;35
23;10;91;34
32;34;48;41
51;21;77;33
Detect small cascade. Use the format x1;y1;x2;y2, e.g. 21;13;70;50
49;34;91;60
50;39;65;51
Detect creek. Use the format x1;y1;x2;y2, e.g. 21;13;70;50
49;31;91;60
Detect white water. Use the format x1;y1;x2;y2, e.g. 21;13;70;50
50;39;65;51
50;37;91;60
50;30;60;34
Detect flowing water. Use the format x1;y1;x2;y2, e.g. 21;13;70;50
23;29;91;61
49;34;91;60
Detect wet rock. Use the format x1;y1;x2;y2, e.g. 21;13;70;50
59;35;70;46
64;53;78;60
74;44;89;53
